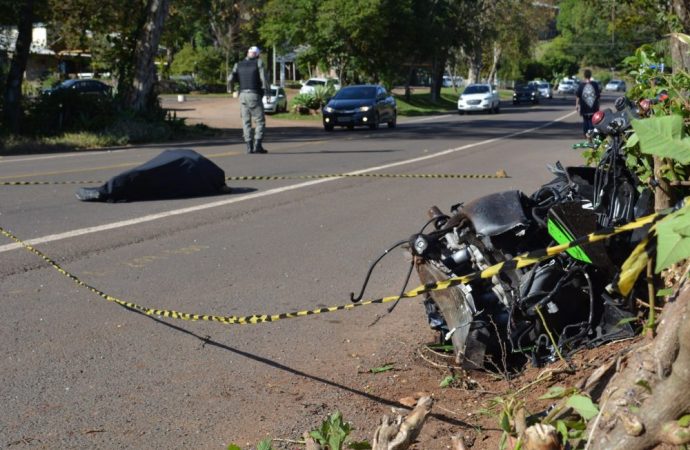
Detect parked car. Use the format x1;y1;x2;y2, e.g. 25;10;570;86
42;79;112;97
442;75;463;87
605;79;627;92
513;82;540;105
262;85;288;113
322;84;396;131
299;77;341;95
530;80;553;99
557;78;577;95
457;83;500;114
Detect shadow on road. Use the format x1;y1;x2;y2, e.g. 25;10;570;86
132;307;485;430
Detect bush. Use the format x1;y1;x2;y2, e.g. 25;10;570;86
156;79;191;94
24;91;117;135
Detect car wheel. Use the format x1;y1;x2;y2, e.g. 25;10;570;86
494;104;500;114
346;124;354;130
324;124;334;131
458;110;465;115
387;112;397;128
369;113;379;130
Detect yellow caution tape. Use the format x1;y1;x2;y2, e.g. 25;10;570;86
0;170;509;186
0;211;659;325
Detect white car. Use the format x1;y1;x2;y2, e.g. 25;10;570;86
530;81;553;99
605;80;627;92
557;78;577;95
262;85;288;113
457;83;500;114
299;77;341;95
442;75;463;87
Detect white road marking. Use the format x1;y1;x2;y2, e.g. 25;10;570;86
0;111;576;253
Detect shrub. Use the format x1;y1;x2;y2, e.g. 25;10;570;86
24;91;117;135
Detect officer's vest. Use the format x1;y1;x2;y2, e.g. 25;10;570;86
237;59;262;93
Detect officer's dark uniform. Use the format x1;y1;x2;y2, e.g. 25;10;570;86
228;50;270;154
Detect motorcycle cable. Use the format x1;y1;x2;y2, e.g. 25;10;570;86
349;215;436;320
386;216;446;313
349;239;409;303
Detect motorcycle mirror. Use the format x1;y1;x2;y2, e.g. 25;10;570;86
592;110;605;125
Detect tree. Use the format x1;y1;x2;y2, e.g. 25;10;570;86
118;0;170;112
1;0;48;133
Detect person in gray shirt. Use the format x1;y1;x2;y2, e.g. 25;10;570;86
228;46;270;154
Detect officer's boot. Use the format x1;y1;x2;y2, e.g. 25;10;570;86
246;140;254;154
254;139;268;154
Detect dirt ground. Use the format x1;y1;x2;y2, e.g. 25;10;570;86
160;91;318;131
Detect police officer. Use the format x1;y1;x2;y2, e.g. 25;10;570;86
228;46;270;154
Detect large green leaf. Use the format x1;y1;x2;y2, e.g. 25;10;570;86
632;116;690;164
565;395;599;421
655;205;690;272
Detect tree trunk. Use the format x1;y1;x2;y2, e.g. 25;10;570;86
2;0;34;133
586;280;690;449
466;48;482;85
671;0;690;72
653;156;674;211
430;52;447;103
124;0;170;113
487;43;501;86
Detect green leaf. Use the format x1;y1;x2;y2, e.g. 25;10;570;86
625;132;639;149
657;287;674;297
500;411;512;433
439;375;455;388
539;386;567;399
556;420;569;445
632;115;690;164
348;442;372;450
566;395;599;421
499;431;508;450
227;445;242;450
310;430;326;444
369;364;394;373
678;414;690;427
616;317;639;326
257;439;273;450
635;379;653;394
427;343;455;352
655;206;690;272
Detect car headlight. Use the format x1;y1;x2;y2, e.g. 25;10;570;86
359;105;370;112
324;106;334;113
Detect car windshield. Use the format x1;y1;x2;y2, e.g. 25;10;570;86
334;86;376;99
463;85;489;94
306;79;325;87
269;88;278;96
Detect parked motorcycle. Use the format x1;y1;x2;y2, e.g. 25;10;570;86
352;96;656;371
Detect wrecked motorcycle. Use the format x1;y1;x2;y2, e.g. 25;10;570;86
352;96;655;370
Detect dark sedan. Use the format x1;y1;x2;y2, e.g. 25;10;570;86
322;85;397;131
512;83;539;105
42;79;113;97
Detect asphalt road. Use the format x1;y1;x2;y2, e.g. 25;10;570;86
0;94;609;448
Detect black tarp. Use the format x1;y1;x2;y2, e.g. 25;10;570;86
76;149;229;202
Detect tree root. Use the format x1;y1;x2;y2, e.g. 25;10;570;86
372;396;433;450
